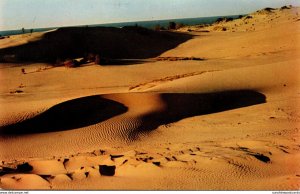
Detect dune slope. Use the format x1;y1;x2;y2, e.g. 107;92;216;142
0;7;299;190
0;26;192;62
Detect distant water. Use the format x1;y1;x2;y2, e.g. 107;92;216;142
0;15;243;36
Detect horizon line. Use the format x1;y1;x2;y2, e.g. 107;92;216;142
0;12;248;32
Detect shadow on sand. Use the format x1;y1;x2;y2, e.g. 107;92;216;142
0;90;266;136
128;90;266;139
0;96;128;135
0;26;193;63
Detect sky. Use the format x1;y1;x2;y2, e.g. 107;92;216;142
0;0;299;31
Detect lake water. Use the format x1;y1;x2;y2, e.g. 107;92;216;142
0;14;243;36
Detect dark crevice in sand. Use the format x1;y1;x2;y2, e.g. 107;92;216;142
249;153;271;163
230;146;272;163
99;165;116;176
0;26;193;63
129;90;266;139
0;95;128;135
0;162;33;176
39;175;53;183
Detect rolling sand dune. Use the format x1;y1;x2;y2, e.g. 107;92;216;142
0;91;266;158
0;26;192;62
0;6;299;190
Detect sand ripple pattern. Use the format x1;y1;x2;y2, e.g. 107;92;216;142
0;90;266;159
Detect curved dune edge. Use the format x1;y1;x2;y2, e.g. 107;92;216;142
0;95;128;134
0;90;265;156
0;90;266;136
2;91;266;133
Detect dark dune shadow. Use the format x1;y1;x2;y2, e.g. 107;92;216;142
0;96;128;135
0;90;266;138
129;90;266;139
0;26;193;63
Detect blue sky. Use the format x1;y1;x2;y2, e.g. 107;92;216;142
0;0;299;30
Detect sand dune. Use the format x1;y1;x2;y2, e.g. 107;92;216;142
0;90;266;159
0;95;128;135
143;59;299;93
0;26;192;63
0;6;299;190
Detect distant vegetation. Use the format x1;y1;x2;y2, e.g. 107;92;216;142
19;28;34;35
215;17;234;23
168;22;176;30
280;5;292;10
153;22;186;31
154;24;166;31
0;34;9;40
167;22;185;30
263;7;276;12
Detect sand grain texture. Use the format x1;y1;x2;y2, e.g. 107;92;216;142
0;7;299;190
